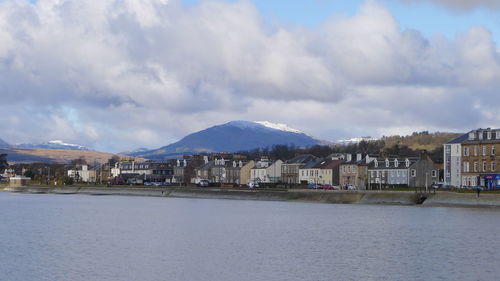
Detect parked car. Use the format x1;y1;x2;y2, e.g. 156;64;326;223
323;184;334;190
347;184;357;190
248;181;259;188
197;179;209;187
307;183;322;189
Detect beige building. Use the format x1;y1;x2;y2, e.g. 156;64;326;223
239;160;255;185
339;154;370;188
9;176;31;187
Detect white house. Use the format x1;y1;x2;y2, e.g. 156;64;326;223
250;159;283;183
67;165;96;183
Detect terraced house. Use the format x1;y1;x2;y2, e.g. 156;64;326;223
367;154;438;189
339;153;370;188
461;128;500;189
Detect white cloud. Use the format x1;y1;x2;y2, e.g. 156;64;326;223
399;0;500;11
0;0;499;151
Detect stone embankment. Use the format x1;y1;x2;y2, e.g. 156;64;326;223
4;186;500;207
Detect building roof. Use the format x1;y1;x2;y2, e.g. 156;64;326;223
314;159;344;169
300;158;324;169
195;161;214;170
446;133;469;144
284;154;317;164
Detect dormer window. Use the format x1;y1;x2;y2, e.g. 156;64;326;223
496;131;500;140
385;158;389;168
374;160;378;168
405;158;410;167
469;132;475;140
487;131;492;140
394;159;399;168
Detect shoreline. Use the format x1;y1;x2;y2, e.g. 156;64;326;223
4;186;500;208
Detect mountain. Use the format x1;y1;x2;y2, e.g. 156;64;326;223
1;148;142;164
131;121;324;159
17;140;91;151
119;147;150;155
0;138;10;148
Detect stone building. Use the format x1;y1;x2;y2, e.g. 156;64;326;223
461;128;500;189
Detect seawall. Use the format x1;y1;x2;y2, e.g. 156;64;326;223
3;186;423;206
6;186;500;207
423;192;500;207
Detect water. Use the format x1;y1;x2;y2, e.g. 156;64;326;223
1;192;499;281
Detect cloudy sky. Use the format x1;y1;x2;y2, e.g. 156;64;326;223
1;0;499;152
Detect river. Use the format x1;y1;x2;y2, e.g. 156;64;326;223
1;192;499;281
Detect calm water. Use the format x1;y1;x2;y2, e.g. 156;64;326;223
1;192;500;281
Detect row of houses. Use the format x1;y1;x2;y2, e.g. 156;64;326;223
94;151;438;189
177;153;439;188
444;128;500;190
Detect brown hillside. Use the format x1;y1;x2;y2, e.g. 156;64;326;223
382;132;463;151
3;148;144;164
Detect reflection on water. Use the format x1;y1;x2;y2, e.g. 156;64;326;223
1;192;499;281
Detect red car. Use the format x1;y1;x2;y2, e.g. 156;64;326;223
323;184;334;190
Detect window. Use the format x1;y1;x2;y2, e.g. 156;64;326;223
411;169;416;177
492;162;496;172
483;146;487;156
487;131;492;140
431;170;437;177
469;132;475;140
492;145;496;155
474;146;478;156
483;161;487;172
497;131;500;139
395;159;399;167
463;147;469;156
374;160;378;168
463;162;469;172
474;162;478;172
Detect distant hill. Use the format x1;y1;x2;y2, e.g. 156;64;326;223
130;121;325;160
17;140;91;151
0;138;10;148
382;131;463;152
1;148;141;164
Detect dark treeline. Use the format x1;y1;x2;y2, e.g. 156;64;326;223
237;140;443;162
0;154;8;172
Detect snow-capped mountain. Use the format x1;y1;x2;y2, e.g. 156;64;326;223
17;140;91;151
254;121;303;134
128;120;323;159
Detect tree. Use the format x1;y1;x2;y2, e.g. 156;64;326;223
0;154;8;173
23;170;34;179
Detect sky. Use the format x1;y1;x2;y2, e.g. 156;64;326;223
0;0;499;153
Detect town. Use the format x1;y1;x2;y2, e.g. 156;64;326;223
2;127;498;191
